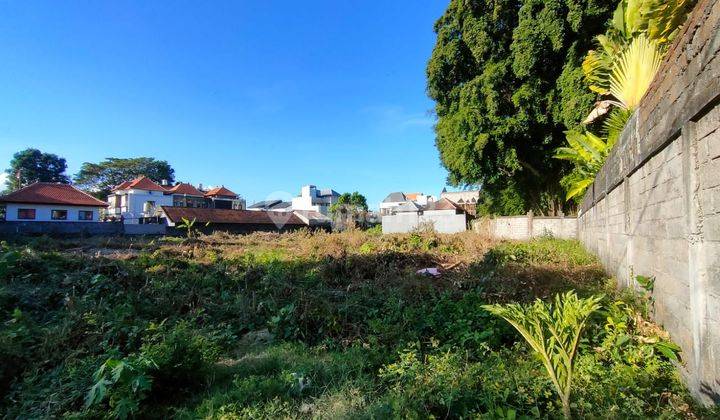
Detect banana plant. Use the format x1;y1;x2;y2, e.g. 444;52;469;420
483;292;603;419
555;130;615;200
176;217;210;239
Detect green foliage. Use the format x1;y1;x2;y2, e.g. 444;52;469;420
427;0;616;215
484;292;603;418
176;217;209;239
559;0;695;201
0;233;711;418
4;148;69;191
329;191;369;230
74;157;175;198
86;356;155;419
555;129;618;200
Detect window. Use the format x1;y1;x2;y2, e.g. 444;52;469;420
51;210;68;220
17;208;36;220
0;205;5;221
78;210;93;221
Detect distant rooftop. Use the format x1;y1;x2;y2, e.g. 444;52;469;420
0;182;108;207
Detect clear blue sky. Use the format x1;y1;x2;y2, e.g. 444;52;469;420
0;1;453;209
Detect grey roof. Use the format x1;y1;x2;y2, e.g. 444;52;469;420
318;188;339;197
394;201;421;213
293;210;332;226
383;192;407;203
248;199;291;210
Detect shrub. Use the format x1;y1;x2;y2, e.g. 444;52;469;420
484;292;603;418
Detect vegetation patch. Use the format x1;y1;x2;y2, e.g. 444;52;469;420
0;232;716;418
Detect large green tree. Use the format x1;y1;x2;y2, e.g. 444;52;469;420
427;0;615;215
4;148;70;192
74;157;175;198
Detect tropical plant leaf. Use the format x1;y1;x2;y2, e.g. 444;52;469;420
566;178;594;201
609;35;663;110
483;292;603;419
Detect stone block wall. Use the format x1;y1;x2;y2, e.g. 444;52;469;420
475;214;578;240
578;0;720;404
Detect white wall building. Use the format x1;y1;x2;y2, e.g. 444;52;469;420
381;198;468;234
291;185;339;215
0;183;108;222
106;176;173;224
379;192;436;216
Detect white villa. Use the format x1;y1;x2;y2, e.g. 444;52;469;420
106;176;245;223
291;185;339;215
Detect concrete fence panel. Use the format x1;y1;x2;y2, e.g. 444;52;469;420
577;0;720;404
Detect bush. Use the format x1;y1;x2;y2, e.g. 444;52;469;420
0;232;713;419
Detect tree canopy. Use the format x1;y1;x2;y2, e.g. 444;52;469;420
332;192;369;212
4;148;69;192
427;0;615;215
74;157;175;198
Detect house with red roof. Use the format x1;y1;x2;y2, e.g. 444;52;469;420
106;177;245;224
204;185;244;210
0;182;108;222
106;176;174;223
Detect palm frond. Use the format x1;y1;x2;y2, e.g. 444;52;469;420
609;35;663;110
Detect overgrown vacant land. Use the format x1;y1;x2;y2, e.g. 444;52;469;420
1;231;716;418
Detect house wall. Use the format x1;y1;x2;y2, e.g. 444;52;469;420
576;0;720;404
292;185;336;215
107;189;173;223
382;211;467;234
3;203;103;222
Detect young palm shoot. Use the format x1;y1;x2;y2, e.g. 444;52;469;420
176;217;210;239
483;292;602;419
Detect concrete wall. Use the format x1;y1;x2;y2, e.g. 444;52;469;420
474;214;577;240
577;0;720;404
0;221;123;236
123;224;167;235
382;211;468;234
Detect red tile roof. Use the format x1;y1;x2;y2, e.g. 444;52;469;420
161;207;305;226
113;176;166;192
0;183;108;207
165;183;204;196
204;186;237;198
112;181;132;191
424;198;462;212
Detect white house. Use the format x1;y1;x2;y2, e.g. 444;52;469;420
379;192;436;215
0;182;108;222
382;198;468;234
291;185;339;215
106;177;246;224
106;176;173;224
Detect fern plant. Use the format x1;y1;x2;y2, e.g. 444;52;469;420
483;292;603;419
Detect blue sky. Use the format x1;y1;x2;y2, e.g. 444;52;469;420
0;1;452;209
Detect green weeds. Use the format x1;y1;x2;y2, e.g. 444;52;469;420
0;233;714;418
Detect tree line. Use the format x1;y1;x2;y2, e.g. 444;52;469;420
3;148;174;198
427;0;694;216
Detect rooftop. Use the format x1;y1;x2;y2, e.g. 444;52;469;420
165;183;204;196
0;182;108;207
161;207;305;226
112;176;166;192
205;186;238;198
